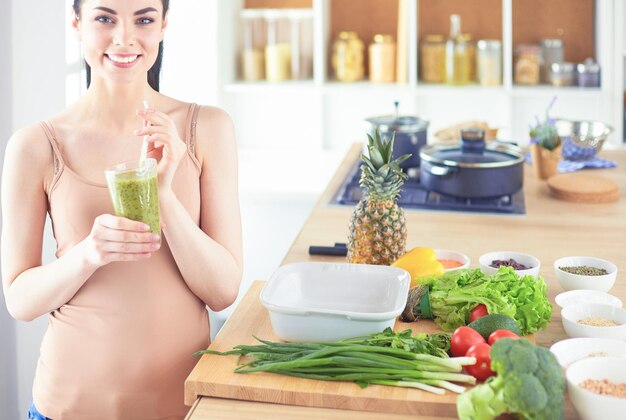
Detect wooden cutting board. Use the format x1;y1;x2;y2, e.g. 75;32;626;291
185;281;533;417
547;173;620;203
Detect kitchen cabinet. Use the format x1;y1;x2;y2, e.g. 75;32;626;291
210;0;624;152
184;144;626;419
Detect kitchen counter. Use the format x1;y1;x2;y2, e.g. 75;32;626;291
185;144;626;420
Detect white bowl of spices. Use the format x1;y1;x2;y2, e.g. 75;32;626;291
561;303;626;340
566;357;626;420
554;256;617;292
479;251;540;278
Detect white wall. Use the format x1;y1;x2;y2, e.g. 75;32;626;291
0;1;17;418
2;2;67;418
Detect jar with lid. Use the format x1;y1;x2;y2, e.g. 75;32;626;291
550;62;575;87
540;38;564;84
264;9;292;82
576;58;601;88
476;40;502;86
288;9;314;80
461;34;476;82
514;44;542;85
420;35;445;83
240;9;266;81
331;32;365;82
369;34;396;83
445;14;470;85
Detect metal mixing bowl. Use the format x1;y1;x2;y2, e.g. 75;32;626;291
555;119;614;151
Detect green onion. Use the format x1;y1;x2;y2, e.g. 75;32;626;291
195;329;475;395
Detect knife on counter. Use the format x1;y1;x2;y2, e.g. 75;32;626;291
308;242;348;257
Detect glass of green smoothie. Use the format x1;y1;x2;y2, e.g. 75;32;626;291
104;158;161;235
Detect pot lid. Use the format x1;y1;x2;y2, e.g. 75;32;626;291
420;130;524;169
366;115;429;133
365;101;429;133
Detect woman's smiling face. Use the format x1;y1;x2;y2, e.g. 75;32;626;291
74;0;167;86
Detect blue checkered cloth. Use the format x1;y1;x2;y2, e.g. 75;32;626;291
525;152;617;173
561;137;597;160
558;157;617;172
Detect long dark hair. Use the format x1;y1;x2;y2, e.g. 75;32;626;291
72;0;170;91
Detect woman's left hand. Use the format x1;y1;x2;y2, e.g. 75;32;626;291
134;108;186;191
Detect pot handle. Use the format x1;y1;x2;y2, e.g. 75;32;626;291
427;164;455;177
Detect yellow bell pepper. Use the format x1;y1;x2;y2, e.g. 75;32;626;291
392;247;445;287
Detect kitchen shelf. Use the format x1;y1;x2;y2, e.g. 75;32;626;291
225;81;316;93
510;86;606;98
214;0;624;150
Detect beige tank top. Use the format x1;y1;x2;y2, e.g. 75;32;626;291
33;104;210;419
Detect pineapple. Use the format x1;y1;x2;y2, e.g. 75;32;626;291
347;130;410;265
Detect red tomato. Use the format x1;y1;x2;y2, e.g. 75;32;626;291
465;342;496;381
487;330;520;345
450;326;486;357
469;304;489;323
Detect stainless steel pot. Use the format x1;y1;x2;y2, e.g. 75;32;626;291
419;129;525;198
365;102;429;168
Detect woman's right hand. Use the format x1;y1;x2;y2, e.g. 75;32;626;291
81;214;161;267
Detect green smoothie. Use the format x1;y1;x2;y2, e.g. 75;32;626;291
105;158;160;234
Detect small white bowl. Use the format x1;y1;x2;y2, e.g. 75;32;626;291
260;262;410;342
435;249;470;271
555;290;623;309
561;303;626;340
478;251;540;278
550;338;626;368
566;357;626;420
554;256;618;292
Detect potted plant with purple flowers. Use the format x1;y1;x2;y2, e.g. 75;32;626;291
529;97;562;180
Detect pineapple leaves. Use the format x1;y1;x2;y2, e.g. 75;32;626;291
385;131;396;162
368;146;385;168
395;153;412;165
361;129;411;199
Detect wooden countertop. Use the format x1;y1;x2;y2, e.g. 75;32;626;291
186;144;626;419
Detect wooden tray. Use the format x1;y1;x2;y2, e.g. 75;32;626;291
548;173;619;203
186;281;501;417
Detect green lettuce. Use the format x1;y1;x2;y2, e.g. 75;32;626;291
419;267;552;334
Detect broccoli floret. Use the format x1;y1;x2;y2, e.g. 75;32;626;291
457;338;566;420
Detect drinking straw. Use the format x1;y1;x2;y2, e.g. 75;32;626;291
139;100;150;168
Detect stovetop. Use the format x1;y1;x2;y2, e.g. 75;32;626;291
331;162;526;215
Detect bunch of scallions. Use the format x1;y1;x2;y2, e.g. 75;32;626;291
193;328;477;395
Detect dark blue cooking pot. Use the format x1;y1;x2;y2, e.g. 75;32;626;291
365;113;429;169
419;129;525;198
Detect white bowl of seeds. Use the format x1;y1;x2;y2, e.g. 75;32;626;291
554;256;617;292
561;303;626;340
567;357;626;420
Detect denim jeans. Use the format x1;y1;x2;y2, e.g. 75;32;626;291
28;401;52;420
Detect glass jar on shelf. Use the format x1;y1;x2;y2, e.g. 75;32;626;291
240;9;266;81
540;38;564;84
288;9;314;80
420;35;446;83
331;31;365;82
550;62;575;87
476;39;502;86
514;44;542;85
264;9;292;82
576;58;601;88
461;34;476;82
369;34;396;83
445;14;470;85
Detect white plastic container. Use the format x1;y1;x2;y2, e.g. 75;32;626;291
260;262;410;342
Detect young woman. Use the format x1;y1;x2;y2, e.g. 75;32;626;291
1;1;243;418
